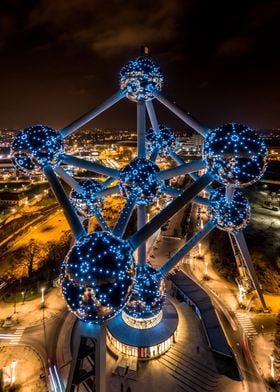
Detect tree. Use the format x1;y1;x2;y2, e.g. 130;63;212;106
21;239;45;277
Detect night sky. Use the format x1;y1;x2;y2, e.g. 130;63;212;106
0;0;280;131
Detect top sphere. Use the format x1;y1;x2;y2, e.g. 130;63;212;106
120;56;163;102
203;123;267;187
11;125;63;176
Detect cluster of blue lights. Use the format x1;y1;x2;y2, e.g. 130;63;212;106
120;56;163;102
11;125;63;175
61;231;135;323
123;264;166;319
203;123;267;187
146;125;176;156
209;188;250;232
119;158;161;205
70;179;104;217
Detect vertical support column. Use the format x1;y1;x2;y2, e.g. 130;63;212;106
66;321;106;392
137;204;146;265
137;100;146;158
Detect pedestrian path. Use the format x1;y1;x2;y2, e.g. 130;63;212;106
235;312;258;340
0;327;25;345
159;346;219;392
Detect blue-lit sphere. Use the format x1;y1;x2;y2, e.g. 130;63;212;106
209;188;250;232
203;123;267;187
123;264;166;319
119;158;161;205
11;125;63;175
146;125;176;156
70;179;104;217
120;56;163;102
61;231;135;323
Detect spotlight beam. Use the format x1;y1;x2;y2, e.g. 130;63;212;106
145;100;159;130
60;91;124;138
113;192;138;238
159;219;216;276
95;185;120;198
157;160;205;180
43;165;86;240
230;231;268;311
58;153;119;178
129;172;213;249
153;91;209;137
137;100;146;158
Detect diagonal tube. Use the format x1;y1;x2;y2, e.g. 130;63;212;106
159;219;216;276
169;150;186;166
154;91;209;137
150;146;160;162
92;205;110;232
60;91;124;138
189;172;214;195
59;154;119;178
230;231;268;311
95;185;120;198
54;165;83;193
137;204;146;265
113;192;138;238
145;100;159;130
43;165;86;240
161;185;181;197
129;172;213;250
158;160;205;180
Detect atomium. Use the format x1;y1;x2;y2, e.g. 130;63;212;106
61;231;135;323
11;125;63;176
123;264;166;319
120;56;163;102
119;157;161;205
70;179;104;217
146;125;176;156
203;123;267;187
209;188;250;232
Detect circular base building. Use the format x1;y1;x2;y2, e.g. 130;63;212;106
107;300;178;360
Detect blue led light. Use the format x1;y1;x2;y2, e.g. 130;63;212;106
11;125;63;176
202;123;267;187
123;264;166;319
120;56;163;102
61;231;135;324
146;125;176;156
209;188;250;232
119;158;161;205
70;179;104;217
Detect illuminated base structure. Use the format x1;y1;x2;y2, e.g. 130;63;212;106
107;301;178;360
11;52;269;392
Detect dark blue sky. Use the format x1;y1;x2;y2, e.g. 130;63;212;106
0;0;279;130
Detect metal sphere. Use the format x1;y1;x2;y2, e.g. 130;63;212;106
70;179;104;217
209;188;250;232
146;125;176;156
202;123;267;187
119;158;161;205
123;264;166;319
11;125;63;176
61;231;135;324
119;56;163;102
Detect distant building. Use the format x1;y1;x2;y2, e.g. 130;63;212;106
0;190;27;208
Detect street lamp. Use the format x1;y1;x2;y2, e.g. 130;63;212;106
11;360;17;385
204;261;208;277
269;354;275;378
41;287;45;307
